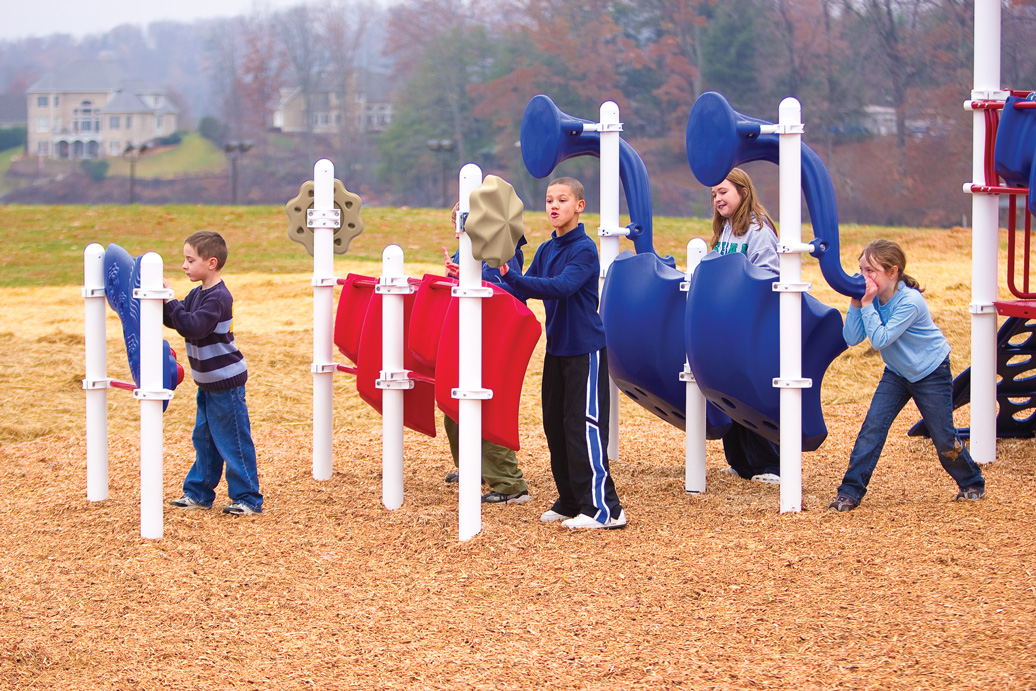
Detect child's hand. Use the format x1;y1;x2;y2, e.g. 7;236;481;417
498;263;508;277
161;278;173;302
861;276;878;306
442;246;459;278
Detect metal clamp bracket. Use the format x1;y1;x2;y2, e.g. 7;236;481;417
377;369;415;390
777;242;815;255
311;276;340;287
679;367;697;384
679;280;690;293
772;282;812;293
133;388;175;401
759;123;805;135
82;287;106;298
82;378;111;390
969;302;997;315
133;287;175;300
308;208;341;229
583;122;624;133
968;89;1011;103
451;286;494;299
772;378;812;389
376;277;415;295
598;226;631;238
311;363;339;374
452;387;494;400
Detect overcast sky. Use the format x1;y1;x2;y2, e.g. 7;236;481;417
3;0;330;41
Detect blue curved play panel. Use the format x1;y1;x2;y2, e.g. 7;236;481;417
994;92;1036;213
601;250;731;437
684;253;847;451
103;243;182;410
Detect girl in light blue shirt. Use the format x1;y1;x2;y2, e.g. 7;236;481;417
829;240;985;511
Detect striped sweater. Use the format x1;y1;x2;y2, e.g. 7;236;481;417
163;280;247;391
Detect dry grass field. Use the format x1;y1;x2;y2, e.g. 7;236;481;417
0;210;1034;689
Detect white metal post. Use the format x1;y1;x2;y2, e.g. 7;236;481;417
379;245;407;510
311;159;336;480
969;0;1001;465
775;98;807;514
597;101;624;461
682;238;709;493
456;163;490;541
83;243;109;501
136;252;170;540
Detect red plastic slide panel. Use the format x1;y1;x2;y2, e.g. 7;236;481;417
408;274;457;379
355;278;437;437
334;274;377;365
435;286;543;451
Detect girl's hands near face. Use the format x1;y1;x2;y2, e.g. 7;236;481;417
442;246;459;278
861;275;879;306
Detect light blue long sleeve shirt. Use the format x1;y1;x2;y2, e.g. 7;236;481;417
842;281;950;382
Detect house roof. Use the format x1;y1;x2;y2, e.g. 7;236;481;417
99;91;155;114
27;60;130;93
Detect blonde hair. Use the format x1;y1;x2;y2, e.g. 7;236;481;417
710;167;776;249
860;239;923;292
548;176;584;201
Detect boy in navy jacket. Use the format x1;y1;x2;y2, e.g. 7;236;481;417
500;177;626;529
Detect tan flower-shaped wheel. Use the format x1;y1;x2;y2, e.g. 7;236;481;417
465;175;525;269
285;179;364;256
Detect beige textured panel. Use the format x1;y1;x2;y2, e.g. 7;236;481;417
465;175;525;269
285;179;365;256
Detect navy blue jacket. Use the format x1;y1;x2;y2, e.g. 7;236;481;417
501;223;606;356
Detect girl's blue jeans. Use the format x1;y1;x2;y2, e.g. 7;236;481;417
183;385;263;512
837;358;985;502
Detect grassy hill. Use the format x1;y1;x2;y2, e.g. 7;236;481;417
103;133;226;179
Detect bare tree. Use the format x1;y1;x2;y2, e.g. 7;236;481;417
279;4;327;167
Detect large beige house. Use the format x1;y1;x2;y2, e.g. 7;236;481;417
272;69;394;135
26;60;178;160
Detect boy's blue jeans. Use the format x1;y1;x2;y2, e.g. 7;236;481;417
837;358;985;502
183;385;263;512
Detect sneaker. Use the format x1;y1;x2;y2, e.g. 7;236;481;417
481;490;530;504
222;502;260;515
955;486;985;501
562;510;628;530
169;495;211;510
445;472;458;483
828;494;859;512
719;466;740;476
751;473;781;485
540;509;573;523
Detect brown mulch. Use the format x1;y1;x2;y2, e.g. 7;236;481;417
1;257;1035;690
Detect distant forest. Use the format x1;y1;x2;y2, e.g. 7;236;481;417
2;0;1035;225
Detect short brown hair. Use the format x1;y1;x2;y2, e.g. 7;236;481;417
548;176;584;201
185;231;228;270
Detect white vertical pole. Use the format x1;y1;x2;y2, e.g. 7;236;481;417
381;245;406;510
598;101;622;462
683;238;709;493
970;0;1001;464
137;253;165;539
777;98;804;514
457;163;484;541
83;243;109;501
312;159;336;480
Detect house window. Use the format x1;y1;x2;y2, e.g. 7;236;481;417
37;141;49;156
36;116;49;132
54;96;59;106
110;116;120;130
109;140;122;155
126;116;132;128
157;115;163;129
37;96;48;107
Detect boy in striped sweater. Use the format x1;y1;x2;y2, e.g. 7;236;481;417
163;231;263;515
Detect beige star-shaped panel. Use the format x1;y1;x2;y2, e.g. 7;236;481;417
465;175;525;269
285;179;364;256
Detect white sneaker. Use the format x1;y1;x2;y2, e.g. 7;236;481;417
540;509;573;523
562;510;627;530
751;473;781;485
719;466;739;476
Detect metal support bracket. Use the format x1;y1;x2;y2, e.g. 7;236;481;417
376;277;416;295
133;388;175;401
679;366;696;384
969;302;997;315
759;123;805;135
311;276;340;287
311;363;339;374
679;280;690;293
583;122;624;133
598;226;631;238
307;208;341;229
82;378;111;390
773;378;812;389
377;369;415;390
133;287;175;300
452;387;494;400
451;286;494;299
81;287;106;298
777;242;815;255
772;282;812;293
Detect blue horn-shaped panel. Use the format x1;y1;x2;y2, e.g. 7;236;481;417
994;92;1036;214
686;91;864;299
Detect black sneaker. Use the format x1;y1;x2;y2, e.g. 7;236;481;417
222;502;260;515
955;486;985;501
828;494;859;512
481;490;531;504
445;472;459;483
